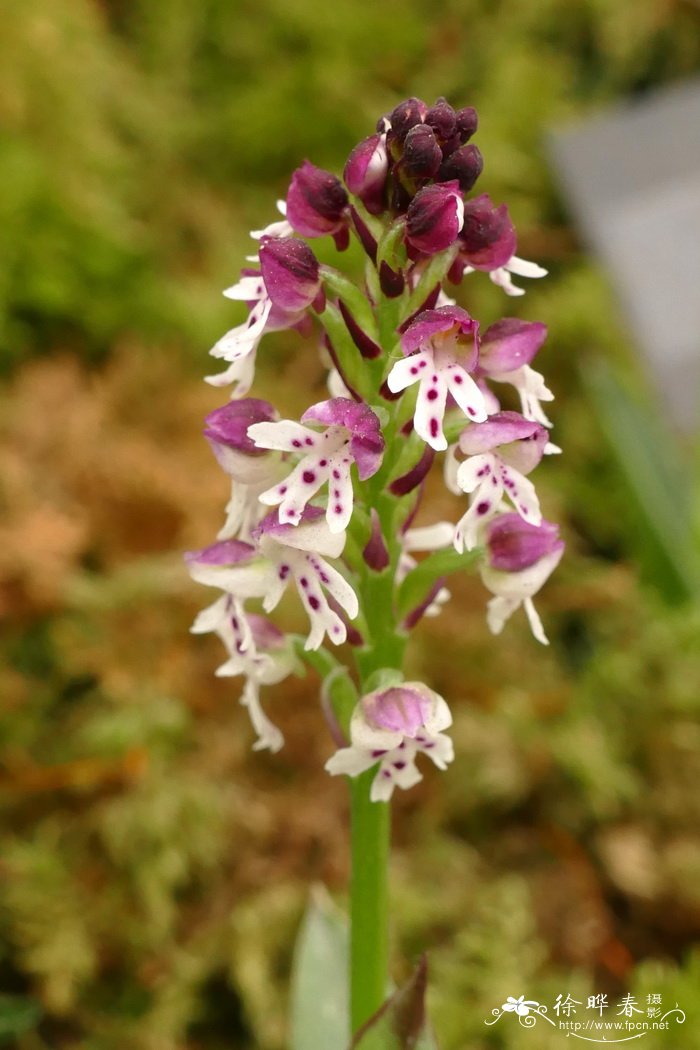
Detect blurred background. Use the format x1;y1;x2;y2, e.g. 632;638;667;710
1;1;700;1047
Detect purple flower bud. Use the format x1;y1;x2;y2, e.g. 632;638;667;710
286;161;349;240
344;134;388;215
438;144;484;192
459;194;516;270
479;318;548;374
204;399;277;457
406;181;464;255
486;515;563;573
363;685;432;736
259;237;322;312
424;97;457;143
455;106;478;142
388;97;427;143
400;124;442;179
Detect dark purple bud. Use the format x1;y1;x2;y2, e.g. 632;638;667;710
344;134;388;215
379;260;405;298
424;97;456;142
389;444;435;496
438;144;484;192
259;237;321;312
204;398;277;458
388;97;428;144
486;515;563;573
455;107;478;142
400;124;442;179
286;161;349;239
363;509;390;571
405;181;464;255
459;194;516;269
338;299;382;359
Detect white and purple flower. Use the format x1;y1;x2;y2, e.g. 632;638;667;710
387;305;487;451
479;514;564;645
204;398;283;540
206;239;321;393
255;508;359;650
452;411;548;552
457;194;547;296
477;318;554;427
248;397;384;533
325;682;454;801
191;596;298;753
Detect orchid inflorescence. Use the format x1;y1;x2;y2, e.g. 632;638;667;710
187;96;564;802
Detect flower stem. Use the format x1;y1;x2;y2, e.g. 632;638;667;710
350;771;391;1032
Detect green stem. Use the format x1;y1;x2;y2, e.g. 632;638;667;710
350;771;390;1032
349;485;407;1032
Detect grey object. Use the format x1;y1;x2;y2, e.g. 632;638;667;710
549;78;700;431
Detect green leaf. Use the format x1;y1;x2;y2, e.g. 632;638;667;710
350;957;439;1050
583;359;700;603
291;887;349;1050
397;548;481;620
318;301;372;397
376;219;408;274
0;995;42;1043
400;246;459;321
321;267;380;342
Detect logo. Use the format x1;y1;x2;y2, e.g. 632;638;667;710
485;992;686;1043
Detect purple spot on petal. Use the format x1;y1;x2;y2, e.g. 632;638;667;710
467;406;476;417
427;389;438;401
382;769;392;778
419;360;427;368
279;565;290;580
332;469;340;479
432;374;438;382
371;749;387;758
305;437;314;446
279;485;287;495
319;572;329;584
319;459;328;467
429;418;439;437
299;577;308;588
332;625;341;634
393;761;407;770
477;501;490;515
292;439;302;448
302;470;316;484
334;504;342;514
491;476;498;486
453;374;463;384
231;617;239;629
309;596;321;610
410;366;419;375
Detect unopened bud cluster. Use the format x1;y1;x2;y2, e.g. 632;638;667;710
188;96;562;799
